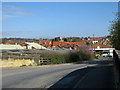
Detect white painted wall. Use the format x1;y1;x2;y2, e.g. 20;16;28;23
92;41;98;44
27;45;32;49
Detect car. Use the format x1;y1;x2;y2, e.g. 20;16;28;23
101;53;108;57
95;54;100;57
107;54;112;57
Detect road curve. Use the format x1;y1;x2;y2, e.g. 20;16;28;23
2;60;115;88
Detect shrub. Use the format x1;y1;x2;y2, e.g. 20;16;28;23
69;52;79;62
69;45;94;62
2;48;94;66
20;64;27;67
31;47;94;65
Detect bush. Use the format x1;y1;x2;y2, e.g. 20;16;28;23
50;53;68;64
2;48;94;66
69;52;79;62
20;64;27;67
69;51;93;62
31;46;94;65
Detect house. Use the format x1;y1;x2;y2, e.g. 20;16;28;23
47;46;52;49
84;40;92;44
20;43;34;49
52;41;85;51
90;43;112;49
35;41;40;44
40;40;52;48
25;42;47;50
92;38;100;44
6;40;15;45
90;43;114;57
75;42;85;46
20;43;28;49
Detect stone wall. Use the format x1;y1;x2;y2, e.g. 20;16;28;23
113;50;120;89
0;59;35;68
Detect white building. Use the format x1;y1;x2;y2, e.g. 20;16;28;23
93;47;115;57
25;42;48;50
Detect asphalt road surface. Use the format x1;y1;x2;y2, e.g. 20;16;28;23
2;60;115;89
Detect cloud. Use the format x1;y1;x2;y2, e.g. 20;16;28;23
2;5;30;17
2;5;34;23
4;6;24;11
1;30;36;38
3;15;19;18
9;11;28;16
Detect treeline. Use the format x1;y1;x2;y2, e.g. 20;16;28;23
1;38;42;44
1;36;92;43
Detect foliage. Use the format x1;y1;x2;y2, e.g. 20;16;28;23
2;38;7;43
33;39;39;42
63;38;68;42
54;37;60;41
72;37;81;42
34;46;93;64
86;42;90;45
20;64;27;67
109;12;120;50
2;47;94;66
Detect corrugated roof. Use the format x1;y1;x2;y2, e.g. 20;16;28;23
0;44;24;50
26;42;47;49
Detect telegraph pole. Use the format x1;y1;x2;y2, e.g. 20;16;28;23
93;34;95;54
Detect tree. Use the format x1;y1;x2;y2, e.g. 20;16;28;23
72;37;81;42
86;42;90;45
54;37;60;41
63;38;68;42
33;39;38;42
84;37;88;40
109;12;120;50
2;38;7;43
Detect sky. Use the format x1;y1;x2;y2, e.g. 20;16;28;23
2;2;118;39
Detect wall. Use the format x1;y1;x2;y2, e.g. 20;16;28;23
113;50;120;89
0;59;35;68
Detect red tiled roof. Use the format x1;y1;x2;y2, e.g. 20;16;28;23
6;40;14;44
53;42;60;46
75;42;84;45
20;43;28;46
46;40;51;45
41;40;51;45
90;43;112;48
35;41;40;44
92;38;100;41
53;41;85;47
47;46;52;48
68;42;75;45
41;41;45;45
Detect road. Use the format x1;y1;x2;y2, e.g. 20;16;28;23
2;60;115;88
